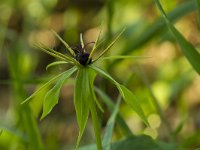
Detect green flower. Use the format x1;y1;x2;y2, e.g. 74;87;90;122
22;29;149;150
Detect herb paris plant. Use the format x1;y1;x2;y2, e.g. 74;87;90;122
22;29;149;150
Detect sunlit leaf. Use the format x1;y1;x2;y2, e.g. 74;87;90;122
111;135;160;150
120;85;149;126
90;65;148;126
155;0;200;75
41;67;77;119
74;67;91;149
46;61;69;70
0;123;28;141
21;70;73;104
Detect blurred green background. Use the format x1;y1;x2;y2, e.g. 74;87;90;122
0;0;200;149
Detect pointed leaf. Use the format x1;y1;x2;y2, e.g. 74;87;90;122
41;67;77;119
46;61;69;70
90;65;148;125
155;0;200;74
74;67;90;149
89;65;124;97
21;71;71;104
120;85;149;126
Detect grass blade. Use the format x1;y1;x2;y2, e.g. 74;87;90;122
102;97;121;150
155;0;200;74
95;87;132;136
109;0;196;68
41;67;77;119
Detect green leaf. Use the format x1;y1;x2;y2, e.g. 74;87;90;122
90;65;148;126
41;67;77;119
89;65;124;97
0;123;28;141
120;85;149;126
21;70;73;104
155;0;200;74
110;0;196;68
46;61;69;70
102;98;121;150
74;67;91;149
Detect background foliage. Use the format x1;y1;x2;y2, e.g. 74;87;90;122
0;0;200;149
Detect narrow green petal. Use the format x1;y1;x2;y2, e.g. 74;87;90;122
80;33;85;50
89;29;102;60
51;30;75;56
46;61;69;70
93;28;125;63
